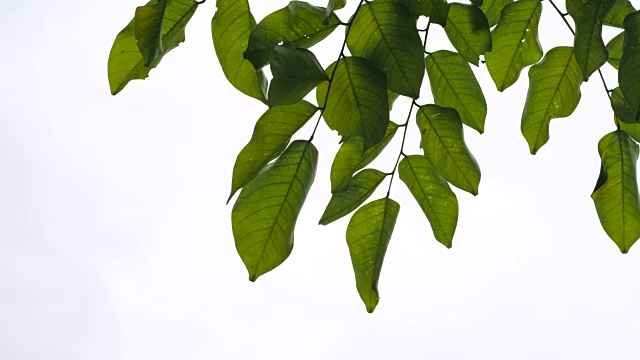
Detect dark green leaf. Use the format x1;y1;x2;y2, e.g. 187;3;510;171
619;11;640;124
398;155;458;248
425;50;488;133
480;0;513;27
470;0;484;6
108;0;200;95
134;0;168;66
604;0;636;28
567;0;616;80
268;46;328;106
416;105;481;195
611;87;637;124
521;47;582;154
379;0;450;26
331;122;398;193
347;2;425;98
232;140;318;281
320;169;388;225
244;1;341;69
444;3;492;65
229;101;318;200
485;0;543;91
317;57;390;150
591;130;640;253
212;0;268;102
325;0;346;24
388;90;401;110
346;198;400;313
606;31;624;69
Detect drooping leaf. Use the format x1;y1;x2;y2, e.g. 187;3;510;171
619;11;640;124
611;87;637;124
244;1;341;69
444;3;492;66
268;45;328;106
331;122;398;193
347;2;425;98
346;197;400;313
592;130;640;253
320;169;388;225
521;46;582;154
398;155;458;248
317;57;390;150
134;0;168;66
416;105;481;195
425;50;488;133
567;0;616;81
485;0;543;91
212;0;268;102
232;140;318;281
480;0;513;27
380;0;451;27
108;0;200;95
229;101;318;200
604;0;636;28
606;31;624;69
324;0;346;24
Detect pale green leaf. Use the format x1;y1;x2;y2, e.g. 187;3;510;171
604;0;635;28
425;50;488;133
325;0;346;24
521;46;582;154
592;130;640;253
606;31;624;69
444;3;492;65
619;11;640;124
399;155;458;248
268;46;328;106
416;105;481;195
232;140;318;281
346;198;400;313
320;169;388;225
480;0;513;27
134;0;168;66
485;0;543;91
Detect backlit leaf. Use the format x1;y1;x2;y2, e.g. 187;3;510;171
416;105;481;195
604;0;635;28
325;0;346;24
425;50;488;133
346;198;400;313
399;155;458;248
611;87;637;124
619;11;640;124
268;45;328;106
485;0;543;91
480;0;513;27
232;140;318;281
606;31;624;69
521;47;582;154
380;0;451;27
444;3;492;66
134;0;168;66
592;130;640;253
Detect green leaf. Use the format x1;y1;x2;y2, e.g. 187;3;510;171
619;11;640;124
317;57;390;150
347;2;424;98
331;122;398;193
325;0;346;24
425;50;488;133
521;47;582;154
379;0;451;27
416;105;481;195
606;31;624;69
229;101;318;201
604;0;636;28
591;130;640;253
212;0;268;102
134;0;168;66
470;0;484;6
346;198;400;313
232;140;318;281
108;0;200;95
267;46;328;106
388;90;401;110
485;0;543;91
398;155;458;248
567;0;616;81
444;3;492;66
320;169;388;225
244;1;341;69
611;87;637;124
480;0;513;27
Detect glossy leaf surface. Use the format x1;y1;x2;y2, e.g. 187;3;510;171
444;3;492;66
606;31;624;69
485;0;543;91
592;130;640;253
320;169;387;225
399;155;458;248
521;47;582;154
604;0;635;28
232;140;318;281
619;11;640;124
425;50;487;133
134;0;168;66
480;0;513;27
268;46;328;106
346;198;400;313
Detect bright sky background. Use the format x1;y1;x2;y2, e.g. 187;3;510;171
2;0;640;359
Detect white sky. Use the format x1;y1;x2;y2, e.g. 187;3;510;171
2;0;640;359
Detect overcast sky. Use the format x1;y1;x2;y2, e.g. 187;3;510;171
2;0;640;359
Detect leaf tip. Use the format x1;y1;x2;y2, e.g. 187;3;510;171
248;273;259;282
